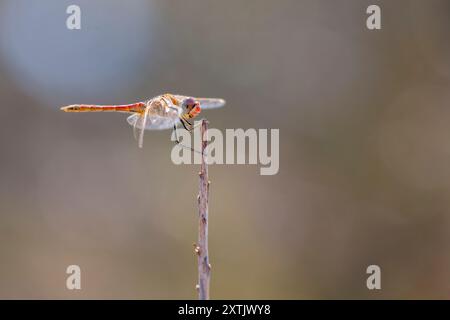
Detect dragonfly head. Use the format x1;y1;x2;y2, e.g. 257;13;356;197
182;97;201;119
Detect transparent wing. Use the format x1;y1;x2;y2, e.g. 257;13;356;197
196;97;226;110
138;107;150;148
127;114;179;130
173;95;226;110
127;113;179;148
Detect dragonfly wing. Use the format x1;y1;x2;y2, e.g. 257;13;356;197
132;115;141;140
196;97;226;109
128;113;146;147
127;114;179;130
173;95;226;110
138;107;150;148
127;113;179;148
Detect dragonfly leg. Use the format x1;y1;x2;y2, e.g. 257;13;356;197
182;119;208;155
180;117;191;131
173;123;202;155
182;118;204;133
173;124;182;144
188;119;204;132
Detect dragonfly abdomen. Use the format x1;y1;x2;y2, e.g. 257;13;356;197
61;102;146;113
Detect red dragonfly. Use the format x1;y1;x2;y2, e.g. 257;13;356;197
61;93;226;148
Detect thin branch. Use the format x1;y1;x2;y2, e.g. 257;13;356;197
196;119;211;300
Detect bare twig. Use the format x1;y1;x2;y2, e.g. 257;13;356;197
196;119;211;300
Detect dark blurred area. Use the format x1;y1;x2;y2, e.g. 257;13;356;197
0;0;450;299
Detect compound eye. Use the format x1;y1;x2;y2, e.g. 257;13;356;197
184;98;195;107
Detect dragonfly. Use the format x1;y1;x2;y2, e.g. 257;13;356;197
60;93;226;148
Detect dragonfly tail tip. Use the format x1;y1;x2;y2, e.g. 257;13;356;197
60;105;78;112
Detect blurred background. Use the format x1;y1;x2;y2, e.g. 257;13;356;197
0;0;449;299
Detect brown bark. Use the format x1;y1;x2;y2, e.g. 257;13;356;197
196;119;211;300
